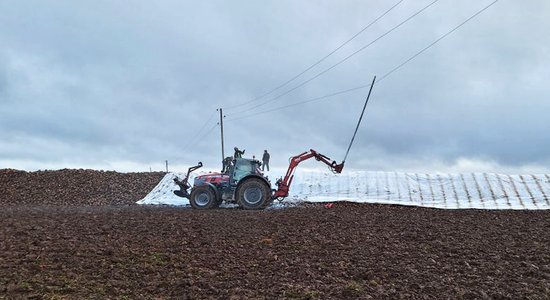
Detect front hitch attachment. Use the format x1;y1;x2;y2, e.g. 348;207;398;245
173;180;190;198
173;162;203;199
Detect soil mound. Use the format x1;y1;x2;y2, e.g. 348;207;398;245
0;169;164;206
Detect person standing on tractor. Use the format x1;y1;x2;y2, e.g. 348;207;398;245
234;147;245;159
221;156;233;173
262;149;270;171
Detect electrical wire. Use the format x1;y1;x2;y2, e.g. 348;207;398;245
229;0;440;117
180;109;217;152
225;0;499;123
201;122;220;139
377;0;499;83
225;84;369;122
224;0;405;111
170;122;219;165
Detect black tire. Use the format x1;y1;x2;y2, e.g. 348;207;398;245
189;185;219;209
237;178;272;210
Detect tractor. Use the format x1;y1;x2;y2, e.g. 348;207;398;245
173;149;344;210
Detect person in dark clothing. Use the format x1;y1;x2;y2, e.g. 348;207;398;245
221;156;233;173
234;147;245;159
262;150;270;171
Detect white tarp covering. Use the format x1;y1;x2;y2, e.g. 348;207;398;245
137;170;550;210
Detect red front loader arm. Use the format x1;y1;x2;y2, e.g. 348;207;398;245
272;149;344;199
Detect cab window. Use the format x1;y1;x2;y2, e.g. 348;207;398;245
232;159;253;182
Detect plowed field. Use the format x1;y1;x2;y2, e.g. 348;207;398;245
1;169;550;299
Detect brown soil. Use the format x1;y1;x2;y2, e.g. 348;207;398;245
1;169;550;299
0;169;164;206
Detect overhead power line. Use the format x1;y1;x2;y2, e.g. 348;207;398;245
377;0;499;83
229;0;440;117
202;122;220;139
223;0;405;111
225;0;500;123
225;84;370;122
181;109;216;149
171;121;219;165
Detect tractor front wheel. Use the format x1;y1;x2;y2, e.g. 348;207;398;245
189;185;219;209
237;178;272;210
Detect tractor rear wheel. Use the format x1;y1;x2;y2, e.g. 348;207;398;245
189;185;219;209
237;178;272;210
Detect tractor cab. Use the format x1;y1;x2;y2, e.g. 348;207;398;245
229;158;263;184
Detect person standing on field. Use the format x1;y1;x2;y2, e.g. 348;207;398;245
262;150;270;171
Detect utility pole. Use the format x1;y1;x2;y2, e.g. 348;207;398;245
165;160;168;172
219;108;225;163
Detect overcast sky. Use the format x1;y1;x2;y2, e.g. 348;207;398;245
1;0;549;173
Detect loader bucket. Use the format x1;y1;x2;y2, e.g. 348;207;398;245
173;189;190;199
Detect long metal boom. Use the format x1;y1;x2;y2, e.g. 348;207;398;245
343;75;376;163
